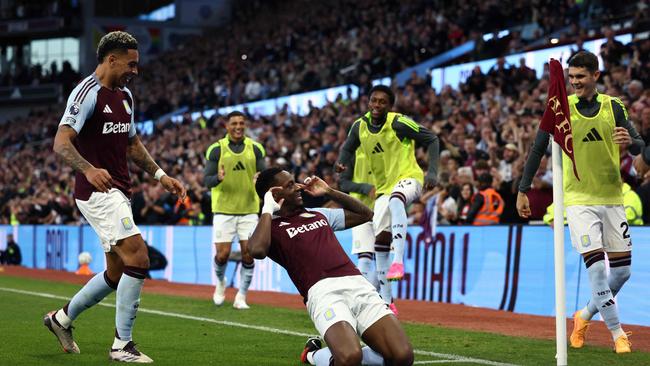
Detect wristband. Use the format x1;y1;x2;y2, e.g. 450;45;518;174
154;168;167;181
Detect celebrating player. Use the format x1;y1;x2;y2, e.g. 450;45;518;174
204;111;266;309
338;85;439;312
517;51;643;353
44;31;185;363
249;168;414;366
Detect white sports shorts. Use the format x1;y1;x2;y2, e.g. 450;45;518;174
212;214;258;243
373;178;422;235
307;275;393;338
351;221;375;254
75;188;140;252
566;205;632;254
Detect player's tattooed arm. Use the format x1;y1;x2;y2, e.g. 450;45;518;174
53;125;93;173
127;135;161;176
54;125;113;192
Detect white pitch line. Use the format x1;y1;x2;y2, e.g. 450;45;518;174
415;360;473;364
0;286;519;366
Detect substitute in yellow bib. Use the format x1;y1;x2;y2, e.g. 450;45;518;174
516;51;644;353
338;85;440;311
204;111;265;310
544;182;643;227
338;148;383;304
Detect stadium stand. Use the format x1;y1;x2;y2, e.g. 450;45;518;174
0;0;648;227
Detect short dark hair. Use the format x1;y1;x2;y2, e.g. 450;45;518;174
568;51;599;73
97;31;138;63
477;173;493;185
227;110;246;121
255;167;283;199
369;85;395;106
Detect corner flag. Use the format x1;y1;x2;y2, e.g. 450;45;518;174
540;59;579;180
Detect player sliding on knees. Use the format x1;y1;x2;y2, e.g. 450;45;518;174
248;168;414;366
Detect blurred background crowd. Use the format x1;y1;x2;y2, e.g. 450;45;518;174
1;0;649;227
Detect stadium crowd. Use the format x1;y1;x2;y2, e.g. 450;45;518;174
0;0;649;227
129;0;608;121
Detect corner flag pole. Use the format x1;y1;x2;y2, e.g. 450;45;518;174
552;141;567;366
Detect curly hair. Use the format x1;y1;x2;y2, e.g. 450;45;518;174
255;167;283;199
97;31;138;63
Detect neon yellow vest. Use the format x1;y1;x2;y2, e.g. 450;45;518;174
623;183;643;225
10;213;19;225
350;149;375;207
563;94;622;206
358;112;424;195
206;136;262;214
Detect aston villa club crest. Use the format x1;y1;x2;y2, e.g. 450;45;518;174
121;217;133;230
122;99;132;115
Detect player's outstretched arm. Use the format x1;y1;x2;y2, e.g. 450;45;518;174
516;129;550;218
54;125;113;193
248;188;283;259
127;136;186;198
336;121;361;183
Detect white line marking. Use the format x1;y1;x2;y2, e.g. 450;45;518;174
415;360;471;364
0;286;519;366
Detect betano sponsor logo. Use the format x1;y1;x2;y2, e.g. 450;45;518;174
286;219;328;238
102;121;131;134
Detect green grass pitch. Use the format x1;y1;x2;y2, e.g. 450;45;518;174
0;275;648;365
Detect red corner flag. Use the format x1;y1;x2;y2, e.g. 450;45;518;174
539;59;579;180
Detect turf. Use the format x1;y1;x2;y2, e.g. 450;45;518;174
0;275;648;365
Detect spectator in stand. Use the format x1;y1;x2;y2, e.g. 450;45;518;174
0;234;22;265
600;26;627;67
456;182;475;224
465;173;504;225
638;106;650;143
460;137;489;167
2;17;650;226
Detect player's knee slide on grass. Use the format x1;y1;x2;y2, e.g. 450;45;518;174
334;348;363;366
389;346;414;366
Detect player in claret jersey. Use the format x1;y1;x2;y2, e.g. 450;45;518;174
44;31;185;363
249;168;414;366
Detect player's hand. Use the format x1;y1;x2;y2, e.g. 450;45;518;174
634;154;649;177
516;191;531;218
85;167;113;193
612;127;631;145
218;165;226;181
298;176;330;197
160;176;187;199
262;187;283;215
334;163;347;173
424;174;437;191
368;186;376;200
